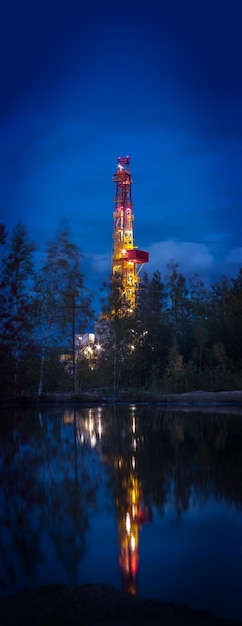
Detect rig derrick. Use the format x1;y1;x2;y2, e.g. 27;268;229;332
112;156;148;313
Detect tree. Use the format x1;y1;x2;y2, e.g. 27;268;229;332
225;269;242;368
0;222;36;395
0;223;8;246
163;341;185;393
96;309;133;393
96;277;139;392
208;277;230;347
164;260;192;367
34;222;93;396
189;274;209;380
134;270;170;389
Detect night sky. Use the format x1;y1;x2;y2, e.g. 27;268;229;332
1;1;242;313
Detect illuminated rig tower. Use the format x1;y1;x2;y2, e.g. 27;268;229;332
112;156;148;311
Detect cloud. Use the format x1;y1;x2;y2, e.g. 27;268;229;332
147;240;214;277
203;232;233;243
89;241;214;281
226;248;242;264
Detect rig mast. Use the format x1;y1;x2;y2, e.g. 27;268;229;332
112;156;148;311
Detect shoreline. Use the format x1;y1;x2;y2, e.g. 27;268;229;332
0;583;240;626
2;389;242;408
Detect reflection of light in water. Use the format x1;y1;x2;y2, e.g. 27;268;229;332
131;488;136;505
88;409;95;446
63;411;73;424
126;512;131;534
132;416;136;433
62;408;104;450
130;535;136;551
132;456;135;469
133;438;137;450
90;432;96;448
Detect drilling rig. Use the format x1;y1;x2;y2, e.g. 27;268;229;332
112;156;148;312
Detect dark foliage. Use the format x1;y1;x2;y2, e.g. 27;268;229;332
1;222;242;397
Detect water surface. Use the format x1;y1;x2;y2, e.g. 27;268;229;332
0;404;242;622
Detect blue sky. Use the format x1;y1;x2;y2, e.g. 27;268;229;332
1;0;242;312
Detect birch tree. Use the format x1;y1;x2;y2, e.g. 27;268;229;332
34;222;93;396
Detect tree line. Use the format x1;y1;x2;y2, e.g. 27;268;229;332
0;221;93;397
97;262;242;394
1;220;242;397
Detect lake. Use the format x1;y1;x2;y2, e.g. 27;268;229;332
0;404;242;622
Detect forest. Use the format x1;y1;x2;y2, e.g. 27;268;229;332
1;220;242;398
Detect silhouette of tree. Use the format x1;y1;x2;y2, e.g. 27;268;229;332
0;222;36;395
34;221;93;396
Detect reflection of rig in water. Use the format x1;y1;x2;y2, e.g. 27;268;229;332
115;411;152;594
62;406;152;594
117;472;152;594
